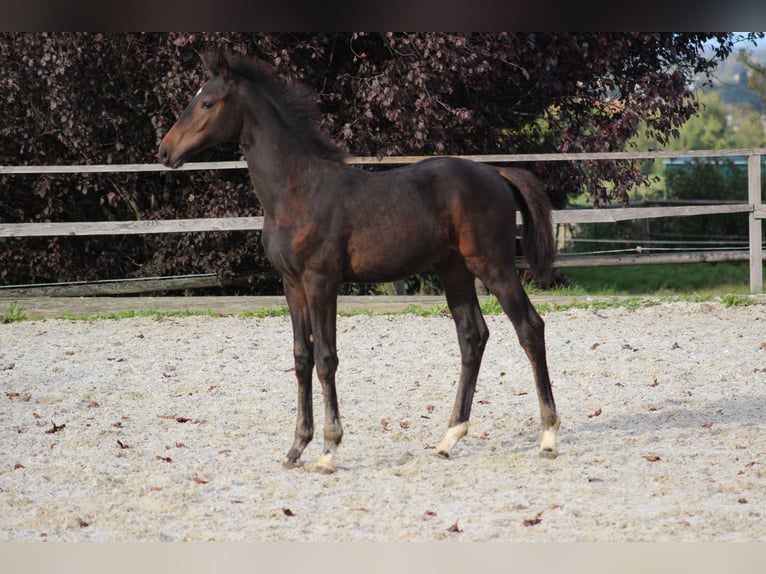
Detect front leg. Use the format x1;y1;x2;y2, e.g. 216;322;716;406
304;275;343;473
283;281;315;467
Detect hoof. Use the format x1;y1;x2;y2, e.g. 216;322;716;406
436;450;450;459
313;452;335;474
539;446;559;459
282;456;303;469
312;463;335;475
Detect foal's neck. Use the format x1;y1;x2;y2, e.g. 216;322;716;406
239;88;341;220
240;127;328;222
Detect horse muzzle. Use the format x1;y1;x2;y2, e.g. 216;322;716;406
158;142;185;169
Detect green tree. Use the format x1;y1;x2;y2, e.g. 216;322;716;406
738;49;766;107
668;92;730;150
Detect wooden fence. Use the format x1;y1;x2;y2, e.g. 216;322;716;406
1;148;764;293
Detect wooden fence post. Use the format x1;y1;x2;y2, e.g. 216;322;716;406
748;153;763;293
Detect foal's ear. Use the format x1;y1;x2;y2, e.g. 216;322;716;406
201;50;229;79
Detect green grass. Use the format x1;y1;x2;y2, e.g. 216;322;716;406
58;309;225;321
240;306;291;318
2;301;27;323
562;261;754;296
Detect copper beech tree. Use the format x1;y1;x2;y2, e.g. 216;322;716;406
1;32;761;291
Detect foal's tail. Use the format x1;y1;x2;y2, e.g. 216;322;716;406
496;167;555;286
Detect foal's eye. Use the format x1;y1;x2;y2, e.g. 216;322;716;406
201;100;215;110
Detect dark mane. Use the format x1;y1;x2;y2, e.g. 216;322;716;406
224;54;347;164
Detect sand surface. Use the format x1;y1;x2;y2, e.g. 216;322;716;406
2;301;765;541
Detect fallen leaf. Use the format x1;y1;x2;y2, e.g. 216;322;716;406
446;520;462;533
424;444;436;450
156;456;172;463
590;342;600;350
112;421;123;428
14;463;25;470
479;431;490;440
643;455;661;462
701;422;714;429
424;510;437;518
192;476;208;484
116;440;130;449
745;461;760;468
87;401;100;408
77;518;90;528
738;498;748;504
400;421;410;430
588;477;604;483
64;351;75;356
478;400;490;405
735;444;747;450
523;512;543;527
282;507;295;517
45;421;65;434
588;408;602;419
176;417;192;423
426;405;435;414
649;376;659;387
381;419;391;431
759;342;766;350
671;342;681;350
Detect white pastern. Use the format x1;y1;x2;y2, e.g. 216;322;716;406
539;418;561;458
436;422;469;458
315;449;336;474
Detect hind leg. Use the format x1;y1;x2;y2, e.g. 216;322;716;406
434;256;489;458
482;268;560;457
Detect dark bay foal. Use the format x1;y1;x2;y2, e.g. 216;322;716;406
159;51;560;472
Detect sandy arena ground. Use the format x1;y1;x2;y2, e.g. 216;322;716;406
1;300;765;541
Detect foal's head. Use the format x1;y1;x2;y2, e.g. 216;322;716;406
158;51;243;168
159;50;346;170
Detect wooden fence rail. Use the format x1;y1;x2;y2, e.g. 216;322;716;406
1;149;764;292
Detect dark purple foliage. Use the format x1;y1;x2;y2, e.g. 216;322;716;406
0;33;759;291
